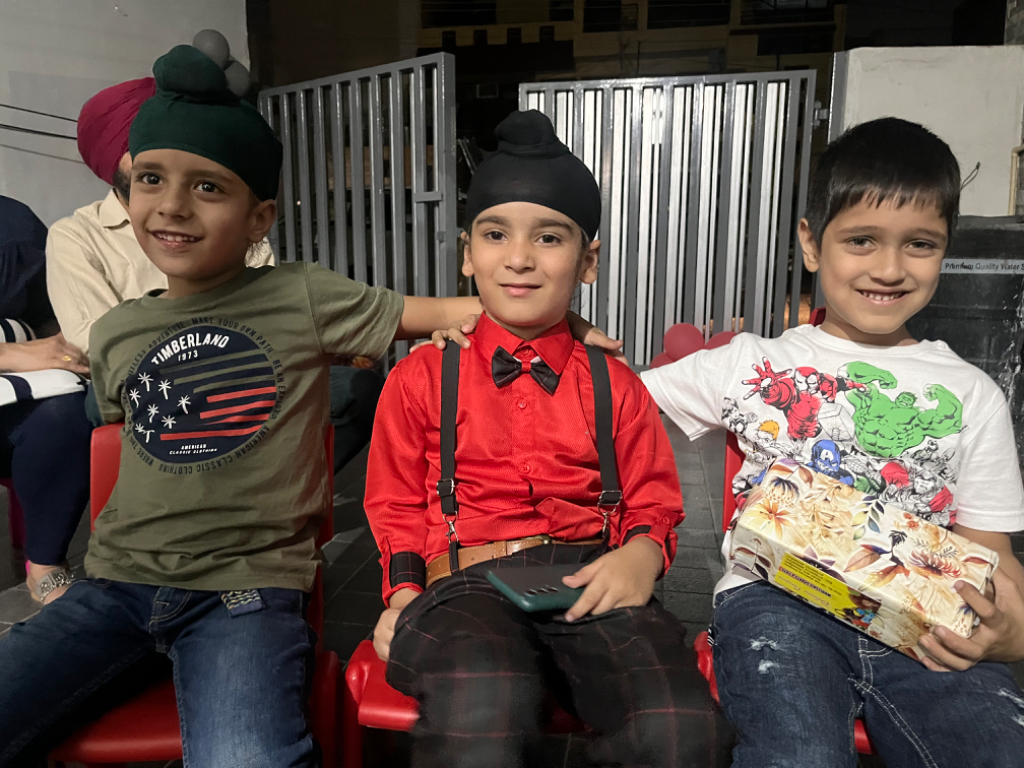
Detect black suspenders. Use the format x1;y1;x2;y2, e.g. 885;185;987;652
437;341;461;569
434;341;622;574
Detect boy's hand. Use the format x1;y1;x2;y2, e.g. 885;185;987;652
566;312;628;364
427;311;627;364
372;588;420;663
427;314;480;351
918;569;1024;672
562;537;663;622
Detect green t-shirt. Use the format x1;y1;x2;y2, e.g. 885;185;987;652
85;263;403;592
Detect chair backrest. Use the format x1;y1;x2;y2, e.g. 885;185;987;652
89;424;335;638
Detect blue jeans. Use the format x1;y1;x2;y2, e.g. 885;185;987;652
712;581;1024;768
0;579;318;767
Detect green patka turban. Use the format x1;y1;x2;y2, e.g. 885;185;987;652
129;45;282;201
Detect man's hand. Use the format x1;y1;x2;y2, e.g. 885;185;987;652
373;588;420;663
425;310;627;364
0;334;89;375
562;537;663;622
919;569;1024;672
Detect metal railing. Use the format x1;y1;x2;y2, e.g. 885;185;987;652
522;70;816;365
259;53;458;360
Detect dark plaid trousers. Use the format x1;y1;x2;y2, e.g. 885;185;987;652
386;543;731;768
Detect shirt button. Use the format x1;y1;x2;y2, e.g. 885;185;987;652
518;400;527;409
522;463;530;473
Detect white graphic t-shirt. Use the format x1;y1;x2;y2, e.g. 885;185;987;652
641;324;1024;595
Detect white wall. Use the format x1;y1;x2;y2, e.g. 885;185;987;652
0;0;250;226
834;46;1024;217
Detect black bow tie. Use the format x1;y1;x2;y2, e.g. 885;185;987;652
492;346;560;395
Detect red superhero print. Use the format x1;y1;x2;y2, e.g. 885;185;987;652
742;357;864;441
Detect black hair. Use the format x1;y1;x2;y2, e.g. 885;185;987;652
804;117;961;245
112;164;131;203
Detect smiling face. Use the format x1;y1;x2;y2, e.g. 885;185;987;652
799;196;948;346
129;149;275;297
462;202;599;339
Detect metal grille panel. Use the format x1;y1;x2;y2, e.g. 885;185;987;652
259;54;458;363
522;71;816;364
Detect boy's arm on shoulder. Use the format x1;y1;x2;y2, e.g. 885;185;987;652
363;351;436;605
302;263;405;360
395;296;482;342
607;361;684;575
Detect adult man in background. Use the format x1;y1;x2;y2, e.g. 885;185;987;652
47;77;382;471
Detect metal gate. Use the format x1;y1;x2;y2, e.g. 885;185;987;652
259;53;458;360
521;71;816;365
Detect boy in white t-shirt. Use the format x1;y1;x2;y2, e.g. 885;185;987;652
641;118;1024;767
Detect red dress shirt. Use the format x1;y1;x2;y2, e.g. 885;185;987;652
364;314;683;604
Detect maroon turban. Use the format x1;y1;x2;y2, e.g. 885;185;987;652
77;77;156;185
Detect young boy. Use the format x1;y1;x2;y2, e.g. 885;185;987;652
639;118;1024;767
0;48;611;766
364;110;727;768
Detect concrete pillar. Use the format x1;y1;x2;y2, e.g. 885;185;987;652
1006;1;1024;212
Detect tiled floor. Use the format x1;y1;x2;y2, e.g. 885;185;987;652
2;421;1024;766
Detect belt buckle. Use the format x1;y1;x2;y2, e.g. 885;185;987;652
534;534;553;546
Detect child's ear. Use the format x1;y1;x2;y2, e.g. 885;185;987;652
798;219;821;273
460;231;475;278
249;199;277;243
579;239;600;285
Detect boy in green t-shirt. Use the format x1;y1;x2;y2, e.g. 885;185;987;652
0;46;614;766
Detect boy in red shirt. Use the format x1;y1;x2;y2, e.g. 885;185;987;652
365;111;726;768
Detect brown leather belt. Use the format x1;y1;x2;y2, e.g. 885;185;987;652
426;535;604;588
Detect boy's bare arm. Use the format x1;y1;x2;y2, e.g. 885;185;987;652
395;296;483;342
918;527;1024;670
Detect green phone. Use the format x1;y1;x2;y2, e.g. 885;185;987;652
486;564;585;612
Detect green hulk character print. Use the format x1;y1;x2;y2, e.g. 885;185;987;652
841;361;963;459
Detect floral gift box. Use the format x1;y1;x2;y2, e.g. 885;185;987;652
729;459;999;662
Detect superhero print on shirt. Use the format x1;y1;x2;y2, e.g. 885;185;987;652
742;358;864;443
839;361;963;459
726;359;964;528
805;439;854;486
124;319;284;473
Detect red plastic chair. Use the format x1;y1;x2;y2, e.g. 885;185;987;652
342;640;584;768
692;432;875;755
663;323;705;362
49;424;339;767
1;478;25;550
